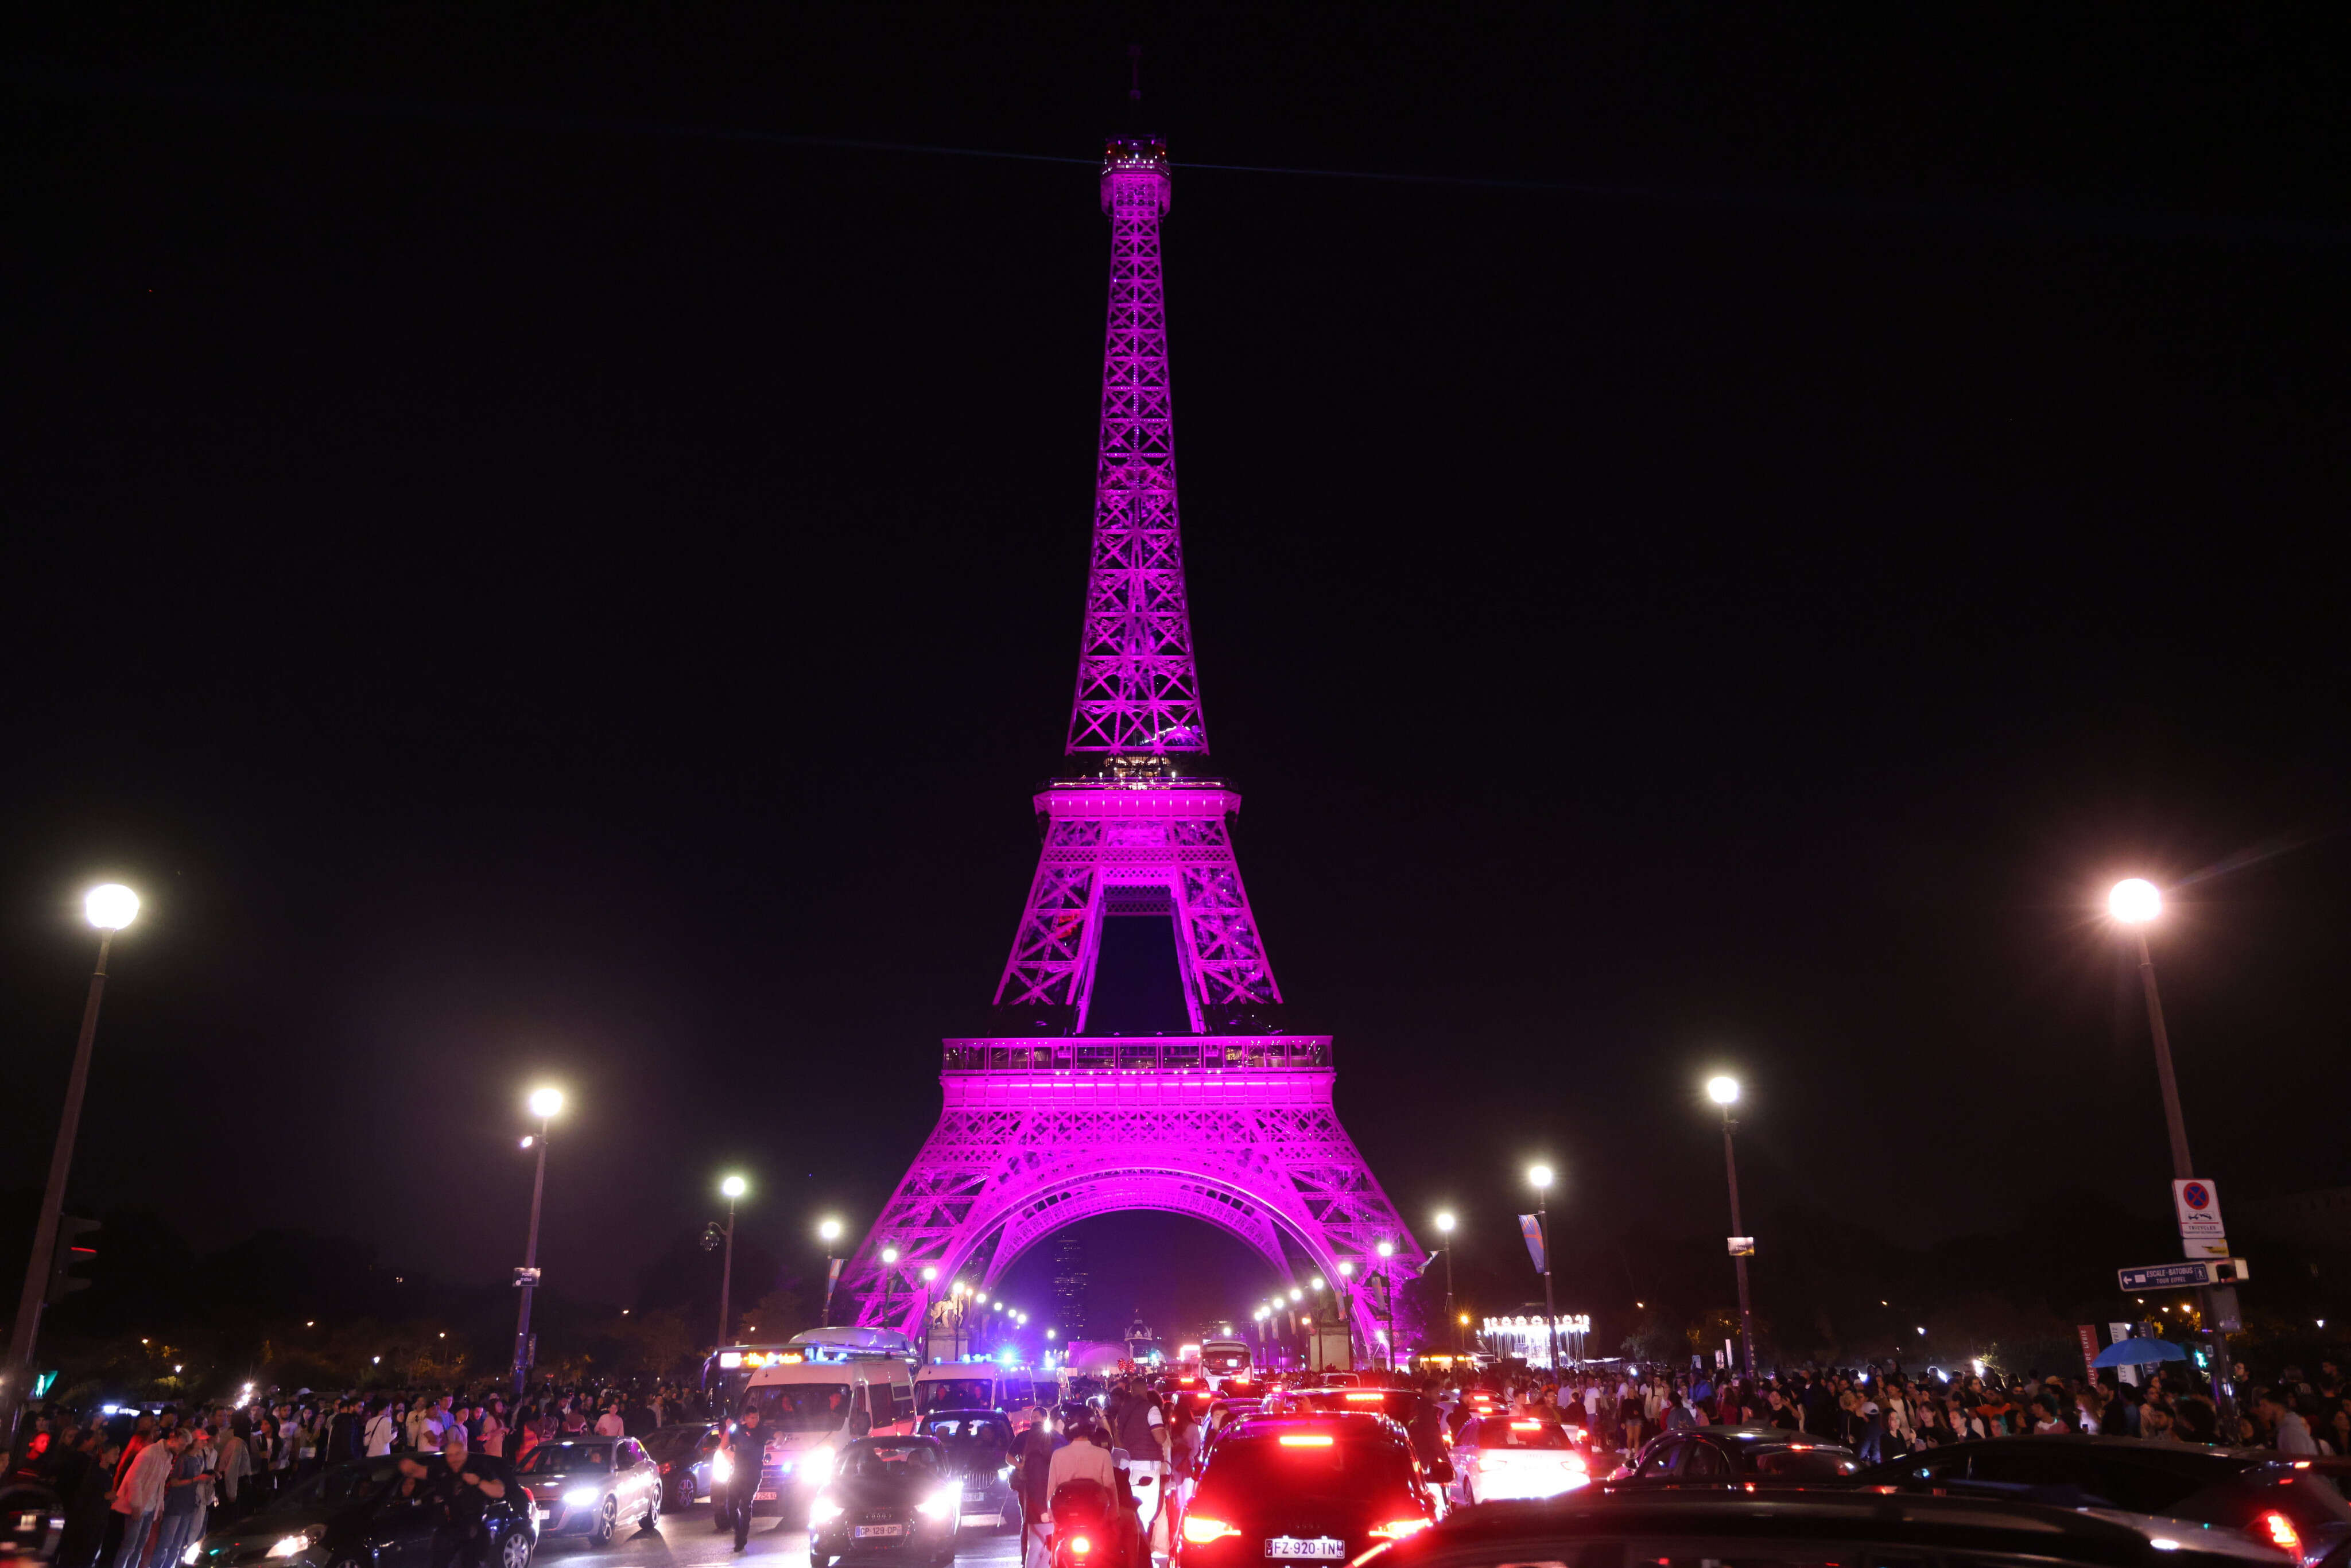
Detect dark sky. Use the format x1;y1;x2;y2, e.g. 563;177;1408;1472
5;6;2348;1332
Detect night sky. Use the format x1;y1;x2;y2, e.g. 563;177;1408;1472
5;7;2348;1340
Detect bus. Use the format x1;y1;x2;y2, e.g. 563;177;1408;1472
1199;1337;1252;1390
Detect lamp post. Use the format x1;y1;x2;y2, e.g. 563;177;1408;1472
878;1245;900;1332
4;884;138;1442
716;1175;748;1349
1434;1212;1458;1354
513;1086;564;1396
817;1218;844;1326
1375;1240;1397;1371
1336;1263;1359;1369
2110;878;2236;1428
1527;1165;1559;1374
920;1267;938;1364
1704;1076;1758;1379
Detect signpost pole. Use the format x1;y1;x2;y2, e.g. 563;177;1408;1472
2131;927;2234;1431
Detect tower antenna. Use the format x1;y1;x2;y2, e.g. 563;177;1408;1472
1128;42;1143;120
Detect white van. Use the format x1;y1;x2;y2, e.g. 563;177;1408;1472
913;1363;1042;1415
735;1358;918;1507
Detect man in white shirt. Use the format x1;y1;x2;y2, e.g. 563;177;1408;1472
364;1403;399;1457
594;1402;626;1438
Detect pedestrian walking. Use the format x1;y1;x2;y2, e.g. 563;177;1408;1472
717;1406;769;1553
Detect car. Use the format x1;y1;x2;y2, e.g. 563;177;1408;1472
913;1410;1018;1531
1859;1435;2351;1567
1608;1426;1862;1489
806;1436;962;1568
643;1423;722;1510
515;1435;663;1544
1351;1487;2290;1568
1269;1388;1430;1429
1174;1413;1441;1568
192;1456;537;1568
1447;1416;1595;1504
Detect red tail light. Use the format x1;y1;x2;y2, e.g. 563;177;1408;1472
658;1462;672;1473
518;1485;534;1505
1182;1516;1240;1546
2256;1513;2300;1557
1369;1519;1431;1541
1068;1535;1093;1557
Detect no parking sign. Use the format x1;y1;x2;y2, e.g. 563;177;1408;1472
2174;1179;2229;1259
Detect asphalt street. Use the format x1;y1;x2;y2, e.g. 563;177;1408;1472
540;1500;1025;1568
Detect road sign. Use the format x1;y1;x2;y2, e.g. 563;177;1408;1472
2117;1258;2250;1290
2174;1179;2228;1258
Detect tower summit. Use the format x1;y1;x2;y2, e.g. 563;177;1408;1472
1069;137;1204;756
840;134;1420;1366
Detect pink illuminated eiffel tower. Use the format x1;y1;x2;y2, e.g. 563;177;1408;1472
840;136;1418;1363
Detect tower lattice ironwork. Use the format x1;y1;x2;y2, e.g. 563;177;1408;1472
841;135;1418;1363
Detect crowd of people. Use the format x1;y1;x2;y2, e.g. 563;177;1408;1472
3;1379;724;1568
1475;1354;2350;1458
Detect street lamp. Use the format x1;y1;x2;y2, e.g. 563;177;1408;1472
716;1175;749;1349
1527;1165;1559;1373
817;1218;845;1326
920;1266;939;1364
2110;877;2236;1426
513;1086;565;1395
1706;1076;1758;1378
1434;1212;1459;1354
1375;1240;1398;1371
5;884;138;1441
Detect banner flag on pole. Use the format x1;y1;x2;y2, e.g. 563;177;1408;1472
1518;1213;1547;1275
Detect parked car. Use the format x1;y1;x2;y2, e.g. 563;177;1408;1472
807;1437;961;1568
1608;1426;1861;1489
1859;1435;2351;1567
515;1436;663;1544
191;1456;537;1568
914;1410;1018;1531
643;1423;723;1510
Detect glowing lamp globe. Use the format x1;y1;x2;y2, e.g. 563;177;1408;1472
1376;1240;1395;1259
2110;879;2162;924
921;1266;938;1282
720;1175;748;1200
527;1087;564;1120
85;884;140;931
1434;1211;1456;1234
1527;1164;1554;1190
818;1218;844;1244
1706;1076;1740;1106
882;1247;900;1264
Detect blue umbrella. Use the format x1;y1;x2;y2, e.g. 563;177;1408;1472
2092;1337;2189;1368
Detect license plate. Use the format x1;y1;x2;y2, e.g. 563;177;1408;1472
1265;1538;1345;1559
754;1491;777;1501
852;1524;907;1538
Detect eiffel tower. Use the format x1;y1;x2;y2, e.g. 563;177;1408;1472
840;134;1419;1360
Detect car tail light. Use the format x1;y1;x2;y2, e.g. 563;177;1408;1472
1068;1535;1092;1557
658;1462;672;1474
1182;1516;1240;1546
1369;1519;1431;1541
2256;1513;2300;1557
1279;1435;1335;1447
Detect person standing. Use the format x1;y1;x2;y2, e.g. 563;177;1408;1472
594;1402;625;1438
364;1402;399;1457
475;1401;507;1460
1011;1407;1061;1566
716;1407;768;1554
141;1431;208;1568
110;1428;180;1568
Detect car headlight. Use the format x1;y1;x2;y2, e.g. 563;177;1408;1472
563;1487;599;1507
264;1527;324;1559
801;1447;835;1484
998;1464;1013;1481
810;1495;844;1526
182;1544;204;1566
711;1451;734;1484
916;1487;956;1521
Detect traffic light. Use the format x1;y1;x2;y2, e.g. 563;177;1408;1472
45;1216;100;1306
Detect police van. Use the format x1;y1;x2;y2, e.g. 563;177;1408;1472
913;1363;1046;1415
731;1356;918;1510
